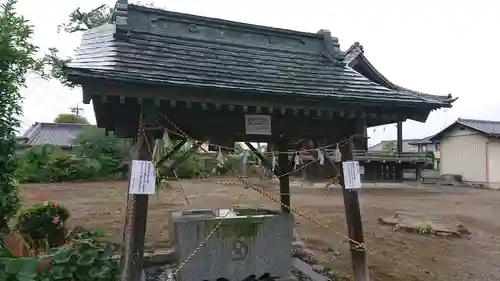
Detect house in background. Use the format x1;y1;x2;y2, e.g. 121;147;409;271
19;122;93;150
409;136;440;170
430;118;500;189
408;136;440;152
368;139;420;152
369;137;442;171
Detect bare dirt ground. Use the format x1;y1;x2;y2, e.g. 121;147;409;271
20;179;500;281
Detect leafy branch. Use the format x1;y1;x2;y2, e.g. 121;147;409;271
57;4;113;34
0;0;48;232
45;5;113;87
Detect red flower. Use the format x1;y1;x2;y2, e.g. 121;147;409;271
51;202;57;207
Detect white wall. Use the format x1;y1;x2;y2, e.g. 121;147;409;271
440;127;488;183
487;139;500;188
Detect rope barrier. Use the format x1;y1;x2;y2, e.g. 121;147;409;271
157;112;364;156
235;177;370;253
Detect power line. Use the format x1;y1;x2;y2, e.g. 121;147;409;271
69;103;84;116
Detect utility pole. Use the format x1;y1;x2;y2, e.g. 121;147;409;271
70;103;83;116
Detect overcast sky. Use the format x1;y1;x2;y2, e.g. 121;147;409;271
14;0;499;145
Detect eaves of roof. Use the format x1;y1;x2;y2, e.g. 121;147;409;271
344;42;457;108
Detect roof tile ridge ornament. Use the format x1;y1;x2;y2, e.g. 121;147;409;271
114;0;128;28
347;41;364;54
316;29;345;65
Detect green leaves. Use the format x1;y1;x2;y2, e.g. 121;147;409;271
0;0;44;232
16;141;129;183
53;114;90;125
51;247;73;264
2;257;38;281
0;238;121;281
57;4;113;34
15;202;70;251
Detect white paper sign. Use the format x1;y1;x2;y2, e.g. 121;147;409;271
342;161;362;189
129;160;156;195
245;114;271;135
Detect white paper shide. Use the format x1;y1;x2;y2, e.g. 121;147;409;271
129;160;156;195
245;114;272;135
342;161;362;189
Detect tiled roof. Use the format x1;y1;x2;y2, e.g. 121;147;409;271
408;135;435;145
64;4;449;109
456;118;500;136
369;139;420;152
21;122;92;147
431;118;500;141
344;42;456;107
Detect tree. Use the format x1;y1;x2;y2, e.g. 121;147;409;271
73;127;131;159
44;4;113;87
47;2;157;86
58;4;113;33
54;113;90;124
73;127;131;177
381;141;396;154
0;0;46;232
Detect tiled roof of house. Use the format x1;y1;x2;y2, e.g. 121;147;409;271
368;139;420;152
431;118;500;141
21;122;93;147
344;42;456;107
64;3;450;109
457;118;500;136
408;135;435;145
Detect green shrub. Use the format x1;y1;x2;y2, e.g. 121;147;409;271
72;127;130;178
0;144;20;232
43;238;120;281
173;153;202;179
16;144;129;183
0;236;120;281
16;202;70;251
17;145;98;183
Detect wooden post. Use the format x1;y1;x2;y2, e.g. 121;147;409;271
277;136;291;213
338;139;370;281
396;121;403;181
121;133;153;281
121;102;156;281
416;164;422;182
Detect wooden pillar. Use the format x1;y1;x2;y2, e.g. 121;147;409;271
266;142;273;179
363;124;369;151
338;138;370;281
278;136;291;213
416;164;422;182
396;121;403;180
121;102;156;281
375;164;381;181
389;164;395;181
